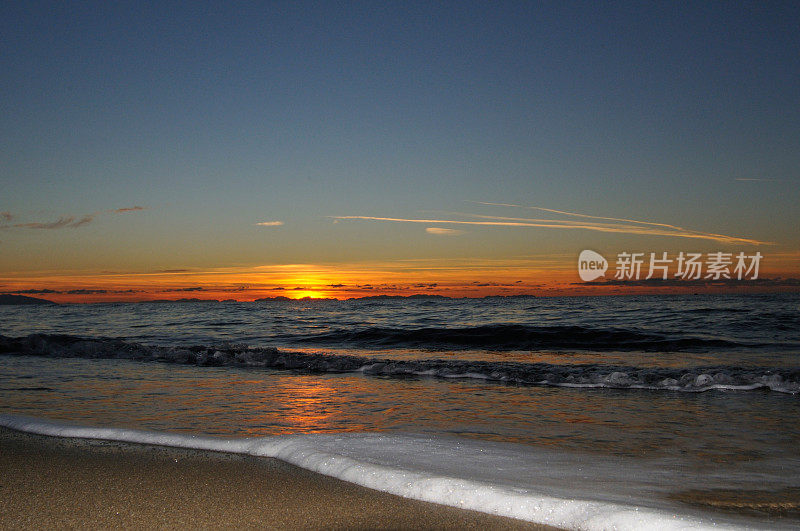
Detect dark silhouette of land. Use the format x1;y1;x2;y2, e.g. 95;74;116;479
0;294;57;305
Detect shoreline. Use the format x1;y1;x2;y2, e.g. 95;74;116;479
0;427;554;530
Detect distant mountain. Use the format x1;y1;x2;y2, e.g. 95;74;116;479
141;298;220;303
349;294;452;301
0;294;57;305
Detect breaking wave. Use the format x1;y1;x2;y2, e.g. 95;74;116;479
286;324;752;351
2;334;797;394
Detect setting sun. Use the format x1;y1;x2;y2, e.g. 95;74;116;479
285;289;328;300
2;3;799;529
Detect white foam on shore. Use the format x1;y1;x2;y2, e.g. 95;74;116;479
4;334;798;394
0;414;744;530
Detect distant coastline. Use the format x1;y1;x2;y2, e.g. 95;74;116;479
0;293;541;305
146;294;538;303
0;294;58;306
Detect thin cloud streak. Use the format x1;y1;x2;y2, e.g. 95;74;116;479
256;221;284;227
426;227;464;235
1;206;144;230
470;201;774;245
332;215;771;245
466;201;772;245
469;201;693;232
462;213;738;240
70;215;95;227
9;215;95;229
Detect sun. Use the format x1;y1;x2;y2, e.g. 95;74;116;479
288;289;327;299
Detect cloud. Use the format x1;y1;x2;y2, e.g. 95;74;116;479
162;287;205;292
8;288;59;294
470;201;720;234
3;288;144;295
66;289;108;294
70;215;95;227
1;206;145;231
426;227;464;236
734;178;777;182
256;221;284;227
8;215;96;229
333;203;772;246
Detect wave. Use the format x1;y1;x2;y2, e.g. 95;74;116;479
2;334;798;394
286;324;758;351
0;414;743;530
683;307;750;314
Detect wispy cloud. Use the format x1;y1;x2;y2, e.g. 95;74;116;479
66;289;110;295
1;288;143;295
469;202;773;245
333;201;771;245
734;178;777;182
1;206;145;230
8;215;96;229
256;221;284;227
161;286;205;292
469;201;698;232
426;227;464;236
70;215;95;227
7;288;59;294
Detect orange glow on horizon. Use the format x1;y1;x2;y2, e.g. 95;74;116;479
285;290;328;300
1;254;798;303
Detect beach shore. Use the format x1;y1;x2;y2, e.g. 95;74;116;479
0;427;554;529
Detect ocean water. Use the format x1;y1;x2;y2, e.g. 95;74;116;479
1;294;799;529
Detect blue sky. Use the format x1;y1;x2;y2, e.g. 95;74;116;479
1;1;798;293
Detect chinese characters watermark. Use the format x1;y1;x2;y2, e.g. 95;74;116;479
578;250;762;282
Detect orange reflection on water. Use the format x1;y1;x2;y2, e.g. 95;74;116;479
6;356;797;469
251;377;342;433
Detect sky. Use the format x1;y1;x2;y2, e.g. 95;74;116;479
1;1;799;301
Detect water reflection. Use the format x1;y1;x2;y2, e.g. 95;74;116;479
2;355;798;472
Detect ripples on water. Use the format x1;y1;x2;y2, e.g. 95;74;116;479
1;294;799;526
2;293;798;356
2;355;798;470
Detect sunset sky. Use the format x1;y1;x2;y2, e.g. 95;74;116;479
2;2;799;302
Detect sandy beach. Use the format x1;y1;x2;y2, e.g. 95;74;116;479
0;427;554;530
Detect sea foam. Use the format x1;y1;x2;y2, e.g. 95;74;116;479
0;414;744;530
2;334;798;394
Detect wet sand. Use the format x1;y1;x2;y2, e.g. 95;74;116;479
0;427;555;529
670;487;800;518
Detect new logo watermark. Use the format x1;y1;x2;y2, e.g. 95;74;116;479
578;250;762;281
578;250;608;281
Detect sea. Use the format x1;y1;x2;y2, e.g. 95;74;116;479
1;293;799;529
